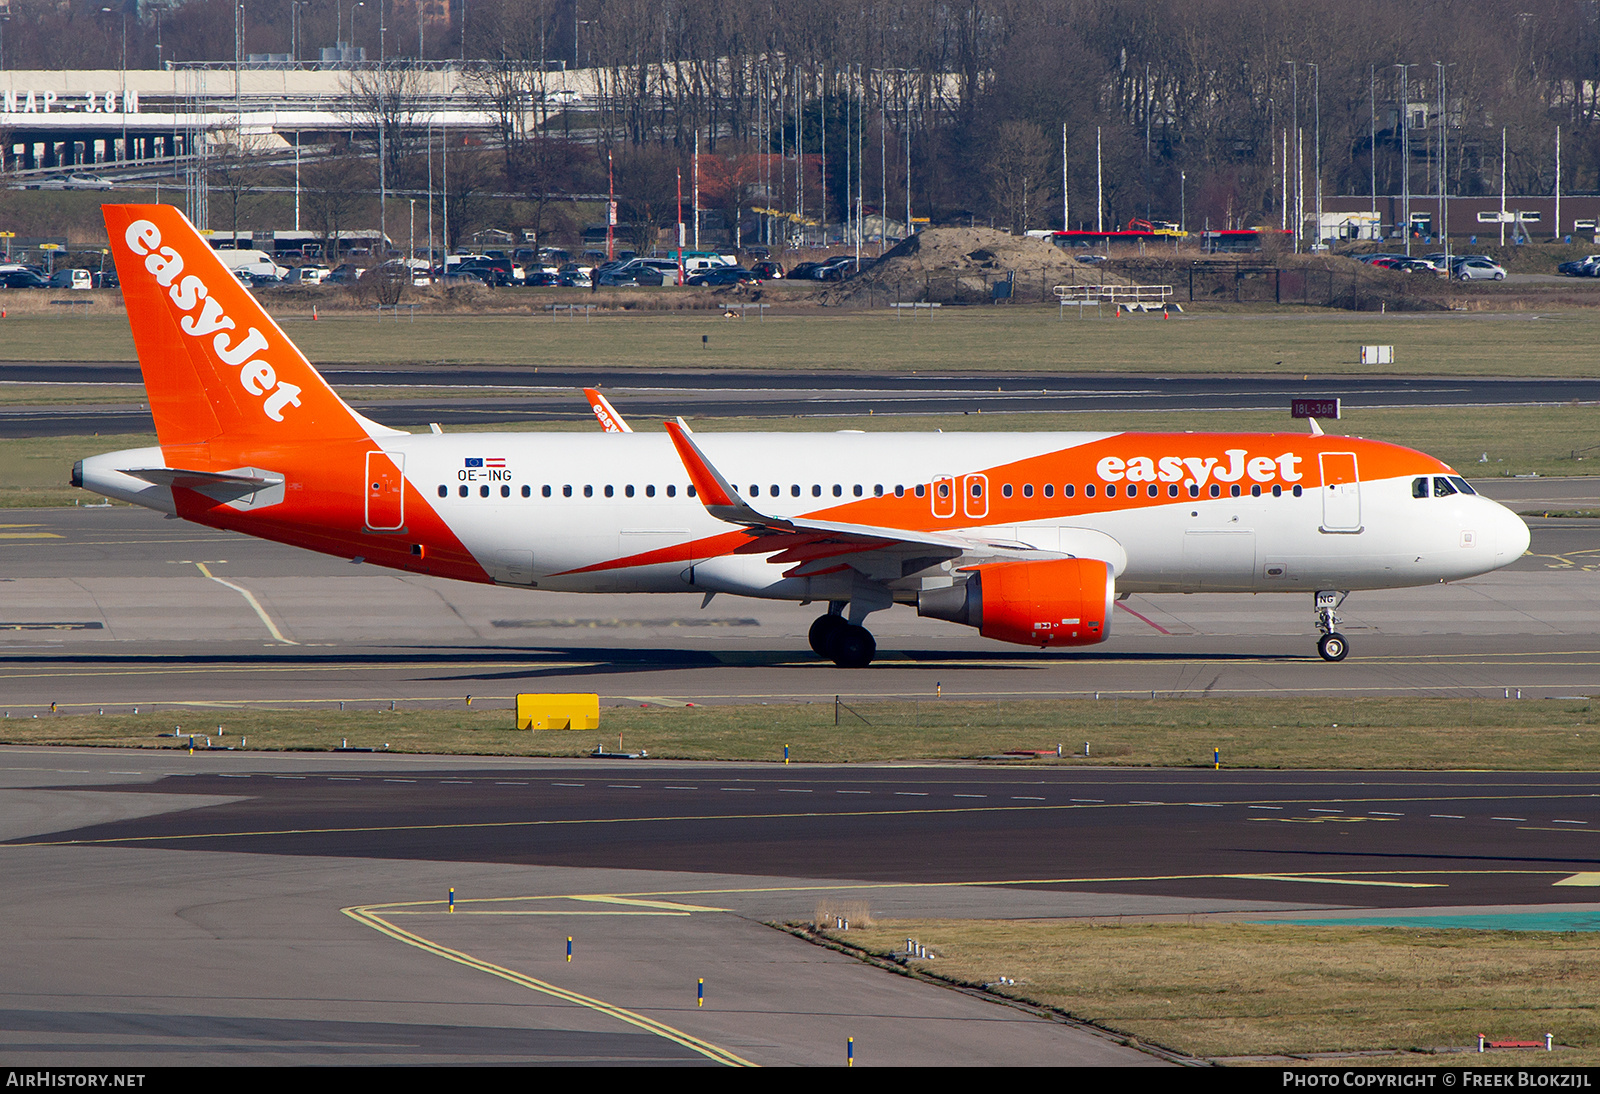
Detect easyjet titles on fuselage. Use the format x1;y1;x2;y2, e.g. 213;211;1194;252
1096;450;1303;489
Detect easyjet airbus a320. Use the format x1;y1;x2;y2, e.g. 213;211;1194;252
74;205;1530;666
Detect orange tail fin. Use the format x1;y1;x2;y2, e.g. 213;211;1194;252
103;204;385;449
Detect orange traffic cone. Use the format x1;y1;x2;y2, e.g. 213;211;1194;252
312;305;318;321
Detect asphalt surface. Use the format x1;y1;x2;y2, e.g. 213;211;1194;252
4;748;1597;1065
0;482;1595;708
2;479;1596;1063
8;364;1600;435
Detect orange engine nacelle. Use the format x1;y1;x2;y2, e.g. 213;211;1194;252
916;558;1114;648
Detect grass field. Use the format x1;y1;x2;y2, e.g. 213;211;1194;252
822;920;1600;1063
7;307;1600;376
4;698;1597;770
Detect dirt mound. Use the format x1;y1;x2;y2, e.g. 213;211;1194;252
821;226;1128;306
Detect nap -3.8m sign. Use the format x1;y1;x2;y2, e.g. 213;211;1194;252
2;90;140;114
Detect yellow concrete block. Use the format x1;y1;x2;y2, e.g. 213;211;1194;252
517;693;600;731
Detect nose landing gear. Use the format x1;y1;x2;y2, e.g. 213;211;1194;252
1314;590;1349;662
808;609;877;668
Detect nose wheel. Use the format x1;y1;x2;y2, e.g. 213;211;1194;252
808;612;877;668
1314;590;1349;662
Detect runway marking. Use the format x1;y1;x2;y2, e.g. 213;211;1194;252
19;792;1592;849
1430;814;1466;819
1250;816;1394;824
1554;873;1600;886
342;903;753;1067
571;896;729;912
192;562;297;646
0;532;60;539
1224;874;1439;889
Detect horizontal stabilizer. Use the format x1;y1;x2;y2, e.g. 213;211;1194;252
124;467;284;490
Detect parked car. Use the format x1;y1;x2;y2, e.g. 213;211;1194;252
34;173;114;191
1453;257;1507;281
596;266;665;287
815;255;859;280
750;260;785;279
1075;253;1109;265
91;269;119;289
47;268;92;290
1557;255;1600;276
0;270;48;288
328;264;362;285
686;266;759;287
285;264;330;285
456;258;517;286
787;261;824;280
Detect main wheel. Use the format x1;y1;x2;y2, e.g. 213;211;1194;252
1317;632;1349;662
809;614;848;658
830;624;877;668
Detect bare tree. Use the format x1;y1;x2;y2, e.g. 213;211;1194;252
345;64;431;190
303;157;372;265
987;120;1053;234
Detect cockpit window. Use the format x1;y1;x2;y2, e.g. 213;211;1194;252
1447;476;1476;495
1433;476;1458;497
1413;477;1429;499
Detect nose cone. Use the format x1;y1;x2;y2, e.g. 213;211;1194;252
1493;501;1531;563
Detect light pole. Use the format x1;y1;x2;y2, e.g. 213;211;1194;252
1396;63;1416;254
1309;62;1321;250
351;1;364;63
575;18;589;71
378;0;386;254
101;7;126;161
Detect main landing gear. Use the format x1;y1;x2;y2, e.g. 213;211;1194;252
809;608;877;668
1314;590;1349;662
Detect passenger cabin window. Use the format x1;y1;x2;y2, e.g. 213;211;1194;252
646;485;656;497
563;485;572;497
583;485;593;498
915;484;927;498
1043;485;1054;498
438;485;448;498
1023;484;1034;498
480;485;490;497
1064;484;1075;497
604;485;614;498
792;485;801;497
666;485;676;497
459;485;469;497
501;485;511;497
1002;484;1013;498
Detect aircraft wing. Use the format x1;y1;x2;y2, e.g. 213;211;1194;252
584;388;633;433
662;419;1121;579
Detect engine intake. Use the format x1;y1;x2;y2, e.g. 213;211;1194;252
917;557;1114;648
